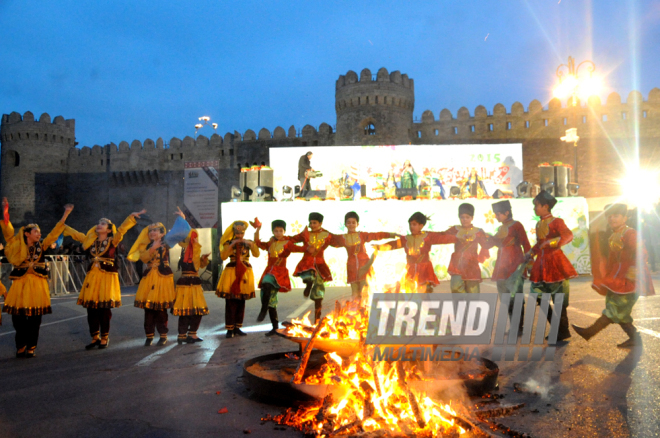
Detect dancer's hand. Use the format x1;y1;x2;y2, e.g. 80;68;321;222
131;209;147;218
174;207;185;219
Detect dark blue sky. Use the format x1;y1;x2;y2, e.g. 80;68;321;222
1;0;658;147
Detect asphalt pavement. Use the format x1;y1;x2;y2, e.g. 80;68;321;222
1;277;659;438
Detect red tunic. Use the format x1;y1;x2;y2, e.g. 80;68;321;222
593;226;655;296
445;226;490;282
330;231;393;283
377;232;454;286
255;237;304;292
529;215;578;283
486;220;531;281
290;228;333;281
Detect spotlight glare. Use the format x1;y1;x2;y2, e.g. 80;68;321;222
619;168;660;212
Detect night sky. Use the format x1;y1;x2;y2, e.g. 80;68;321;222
1;0;658;147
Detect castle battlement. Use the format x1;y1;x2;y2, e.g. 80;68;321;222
1;111;75;147
411;88;660;142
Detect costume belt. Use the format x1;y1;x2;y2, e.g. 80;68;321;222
92;256;114;267
17;261;47;270
181;271;198;277
148;261;170;268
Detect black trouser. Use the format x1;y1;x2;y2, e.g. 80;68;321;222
144;309;168;338
12;315;42;350
87;308;112;340
299;178;311;197
225;298;246;331
178;315;202;336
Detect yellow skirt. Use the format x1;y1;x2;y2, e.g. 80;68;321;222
134;269;176;310
216;266;256;300
78;266;122;308
3;273;52;316
172;285;209;316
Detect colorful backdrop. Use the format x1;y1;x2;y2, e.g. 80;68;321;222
221;197;591;288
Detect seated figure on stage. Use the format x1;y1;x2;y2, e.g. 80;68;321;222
373;212;454;293
297;151;313;197
460;168;488;199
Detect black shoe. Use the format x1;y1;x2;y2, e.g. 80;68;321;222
16;349;26;358
99;339;109;349
145;338;154;346
85;340;101;350
25;349;36;358
178;337;187;345
157;338;168;346
233;328;247;337
265;329;278;337
192;337;203;343
226;330;234;339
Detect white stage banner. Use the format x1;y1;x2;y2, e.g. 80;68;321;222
221;197;591;289
183;161;219;228
269;144;523;200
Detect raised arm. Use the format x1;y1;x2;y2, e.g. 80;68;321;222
112;209;145;245
63;225;86;243
43;204;74;248
0;198;14;242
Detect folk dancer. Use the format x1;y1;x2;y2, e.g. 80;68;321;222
485;200;531;328
373;212;454;293
254;219;304;336
527;190;577;341
444;203;490;293
330;211;397;300
217;221;259;338
0;198;74;358
291;212;333;324
172;219;211;344
64;209;145;349
573;204;655;347
128;221;176;346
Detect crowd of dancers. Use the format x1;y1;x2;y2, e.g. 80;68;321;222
0;189;654;358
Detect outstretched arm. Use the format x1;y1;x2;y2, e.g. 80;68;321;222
113;209;146;245
43;204;74;248
372;236;406;252
0;198;14;242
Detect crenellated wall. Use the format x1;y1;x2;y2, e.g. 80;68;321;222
1;67;659;231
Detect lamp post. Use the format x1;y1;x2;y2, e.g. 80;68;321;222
194;116;218;139
553;56;601;184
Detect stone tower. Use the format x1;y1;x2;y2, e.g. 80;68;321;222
335;67;415;145
0;111;75;226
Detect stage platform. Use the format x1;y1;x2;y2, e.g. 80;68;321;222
221;197;591;288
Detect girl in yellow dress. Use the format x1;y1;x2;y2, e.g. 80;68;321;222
64;209;146;349
216;221;259;338
128;221;176;346
0;198;74;358
172;218;210;344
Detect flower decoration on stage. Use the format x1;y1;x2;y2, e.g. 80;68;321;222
290;220;303;235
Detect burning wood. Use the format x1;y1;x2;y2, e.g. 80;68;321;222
292;316;328;384
474;403;525;419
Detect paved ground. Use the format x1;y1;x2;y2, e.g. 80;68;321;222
1;277;659;438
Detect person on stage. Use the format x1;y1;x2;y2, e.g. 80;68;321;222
254;219;304;336
400;160;418;189
1;198;74;358
460;168;488;199
373;212;454;293
330;211;397;300
291;212;333;324
297;151;314;197
217;220;259;338
443;203;490;293
573;204;655;347
63;209;145;350
128;221;176;346
485;200;531;327
528;190;577;341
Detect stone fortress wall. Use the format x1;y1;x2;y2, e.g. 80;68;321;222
1;67;659;235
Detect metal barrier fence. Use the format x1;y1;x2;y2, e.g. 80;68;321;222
0;255;141;296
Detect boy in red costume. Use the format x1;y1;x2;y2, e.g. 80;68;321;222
330;211;397;299
528;190;577;341
291;212;333;323
573;204;655;347
373;212;453;293
254;219;305;336
444;203;490;293
486;200;531;326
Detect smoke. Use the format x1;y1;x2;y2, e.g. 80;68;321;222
524;374;552;399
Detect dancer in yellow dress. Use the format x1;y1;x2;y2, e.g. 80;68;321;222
1;198;74;358
216;220;259;338
172;214;210;344
64;209;146;349
128;220;176;346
